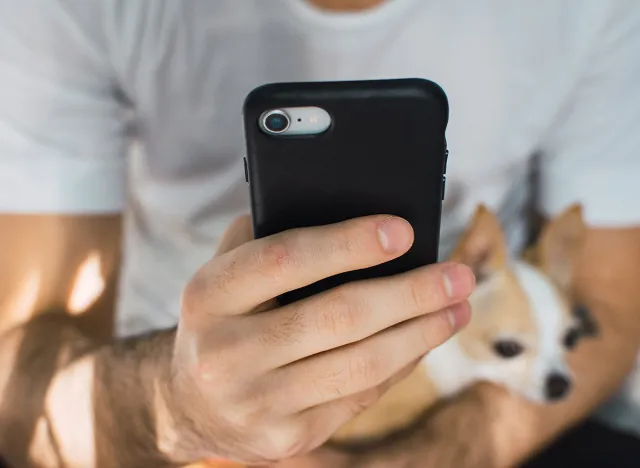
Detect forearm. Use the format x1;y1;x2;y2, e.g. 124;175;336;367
0;312;181;468
0;313;95;467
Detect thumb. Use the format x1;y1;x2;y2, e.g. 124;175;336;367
215;215;254;256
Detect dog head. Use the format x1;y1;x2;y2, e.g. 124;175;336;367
448;205;595;403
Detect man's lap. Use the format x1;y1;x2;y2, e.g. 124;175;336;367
523;419;640;468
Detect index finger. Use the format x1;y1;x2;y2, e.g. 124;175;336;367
191;215;414;316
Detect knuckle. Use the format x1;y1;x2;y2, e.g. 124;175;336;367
208;258;239;296
254;234;296;280
223;406;254;431
264;425;306;461
317;289;362;338
349;352;383;386
223;390;266;429
407;270;446;311
311;365;348;401
420;312;454;349
349;387;383;413
182;272;208;315
182;257;239;315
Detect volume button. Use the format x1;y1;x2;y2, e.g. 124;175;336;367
442;176;446;200
243;158;249;183
443;148;449;174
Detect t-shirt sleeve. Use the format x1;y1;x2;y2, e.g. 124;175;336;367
539;1;640;227
0;0;129;214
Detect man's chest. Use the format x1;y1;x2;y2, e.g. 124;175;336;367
117;0;581;255
124;1;571;182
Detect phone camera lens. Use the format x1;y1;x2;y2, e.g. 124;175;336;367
261;110;290;135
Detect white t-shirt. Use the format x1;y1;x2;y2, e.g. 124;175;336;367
1;0;640;428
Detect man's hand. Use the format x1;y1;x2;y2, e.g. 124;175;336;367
163;215;475;465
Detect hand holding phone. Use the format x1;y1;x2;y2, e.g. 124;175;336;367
167;80;474;466
172;215;473;465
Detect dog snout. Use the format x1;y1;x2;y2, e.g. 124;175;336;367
545;373;571;401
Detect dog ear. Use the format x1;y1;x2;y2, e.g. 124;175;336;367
536;204;586;291
450;205;507;283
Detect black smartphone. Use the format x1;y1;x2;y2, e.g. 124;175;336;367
243;78;449;305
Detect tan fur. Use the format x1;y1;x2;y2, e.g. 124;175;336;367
451;207;536;362
450;205;507;274
332;364;438;442
537;204;586;291
458;270;536;360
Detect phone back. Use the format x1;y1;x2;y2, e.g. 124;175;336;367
243;79;449;305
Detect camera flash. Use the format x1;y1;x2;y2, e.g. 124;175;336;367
309;115;319;123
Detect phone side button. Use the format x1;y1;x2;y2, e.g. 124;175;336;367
442;176;446;200
244;157;249;183
444;149;449;174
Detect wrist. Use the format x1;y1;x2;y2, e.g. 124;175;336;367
156;330;231;465
91;328;184;467
141;329;201;465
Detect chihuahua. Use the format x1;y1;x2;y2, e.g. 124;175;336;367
332;204;597;442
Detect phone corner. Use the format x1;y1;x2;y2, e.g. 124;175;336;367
242;82;278;114
407;78;450;125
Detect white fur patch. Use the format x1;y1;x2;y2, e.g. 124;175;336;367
422;336;473;395
512;261;570;401
45;356;97;468
424;262;571;403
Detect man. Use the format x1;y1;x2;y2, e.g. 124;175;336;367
1;0;639;467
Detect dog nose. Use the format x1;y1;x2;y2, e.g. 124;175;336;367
545;373;571;401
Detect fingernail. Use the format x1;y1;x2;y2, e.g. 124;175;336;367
377;217;414;254
443;264;476;298
447;302;471;330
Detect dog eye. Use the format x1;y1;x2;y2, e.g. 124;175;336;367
572;304;598;337
563;329;581;350
493;340;524;358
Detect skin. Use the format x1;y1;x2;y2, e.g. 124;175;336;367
168;215;474;464
0;213;474;467
1;1;639;467
3;214;636;468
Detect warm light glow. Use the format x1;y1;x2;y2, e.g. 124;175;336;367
67;252;105;315
2;269;41;331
